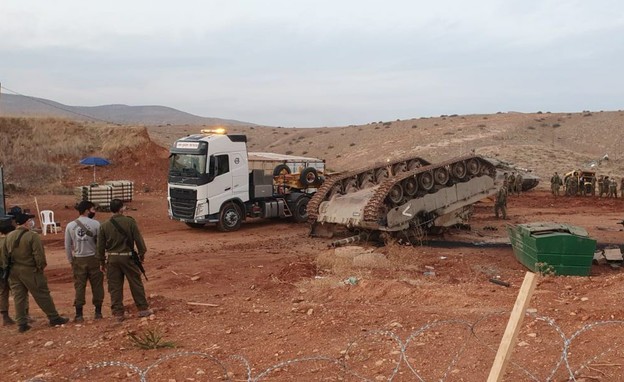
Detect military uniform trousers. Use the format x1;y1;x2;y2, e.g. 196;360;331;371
0;277;10;312
107;254;149;316
495;203;507;219
72;255;104;308
9;265;61;325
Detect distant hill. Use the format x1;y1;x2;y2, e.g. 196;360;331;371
0;93;254;126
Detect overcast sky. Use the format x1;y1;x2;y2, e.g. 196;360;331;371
1;1;623;127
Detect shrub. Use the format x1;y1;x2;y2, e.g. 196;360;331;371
127;328;175;350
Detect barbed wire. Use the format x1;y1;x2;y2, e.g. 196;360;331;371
21;313;624;382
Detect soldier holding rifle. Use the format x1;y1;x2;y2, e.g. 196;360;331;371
96;199;152;322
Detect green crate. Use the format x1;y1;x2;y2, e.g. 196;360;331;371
507;222;596;276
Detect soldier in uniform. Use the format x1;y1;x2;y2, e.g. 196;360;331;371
0;221;16;325
550;172;562;196
598;175;604;197
508;172;516;193
494;185;508;219
514;173;523;196
96;199;152;321
609;178;617;198
65;201;104;322
0;212;69;332
602;176;610;198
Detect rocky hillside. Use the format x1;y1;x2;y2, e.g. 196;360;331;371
148;110;624;187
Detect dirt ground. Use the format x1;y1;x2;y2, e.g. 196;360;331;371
2;189;624;382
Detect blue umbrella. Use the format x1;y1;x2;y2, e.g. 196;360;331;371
79;157;111;182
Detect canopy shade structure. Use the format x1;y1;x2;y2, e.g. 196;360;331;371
79;157;111;183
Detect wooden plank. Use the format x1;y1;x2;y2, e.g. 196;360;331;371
487;271;538;382
186;302;219;307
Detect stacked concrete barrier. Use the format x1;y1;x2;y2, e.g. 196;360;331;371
104;180;134;202
74;184;113;210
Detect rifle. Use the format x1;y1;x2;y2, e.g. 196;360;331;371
130;250;148;281
1;257;10;282
2;229;27;282
110;219;148;281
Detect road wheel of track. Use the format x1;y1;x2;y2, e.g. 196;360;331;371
392;162;407;176
217;203;242;232
434;167;450;185
387;184;404;204
466;159;480;175
359;173;375;189
407;159;422;171
419;171;434;191
452;161;467;179
343;179;359;193
375;168;389;183
291;196;310;223
403;177;418;196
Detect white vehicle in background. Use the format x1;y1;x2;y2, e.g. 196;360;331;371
167;129;325;231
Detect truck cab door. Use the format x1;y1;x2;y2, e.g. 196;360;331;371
230;152;249;199
206;154;234;214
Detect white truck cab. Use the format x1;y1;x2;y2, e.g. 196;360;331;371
167;129;324;231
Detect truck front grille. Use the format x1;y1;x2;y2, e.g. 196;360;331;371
170;188;197;219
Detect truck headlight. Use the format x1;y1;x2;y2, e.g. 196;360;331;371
195;201;209;217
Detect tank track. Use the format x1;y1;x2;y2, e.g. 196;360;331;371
307;156;431;223
308;155;496;225
362;155;496;223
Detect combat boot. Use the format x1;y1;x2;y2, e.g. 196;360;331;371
74;305;84;323
18;324;31;333
1;311;15;326
94;305;103;320
49;316;69;326
138;309;154;318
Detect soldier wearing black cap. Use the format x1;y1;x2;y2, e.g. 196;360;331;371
65;200;104;322
96;199;152;321
0;212;69;332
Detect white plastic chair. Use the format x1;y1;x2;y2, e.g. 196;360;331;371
40;210;60;235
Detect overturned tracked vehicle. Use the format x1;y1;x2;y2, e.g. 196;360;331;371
308;155;498;243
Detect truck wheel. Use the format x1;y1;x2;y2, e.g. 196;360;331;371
300;167;319;187
273;164;291;176
185;222;205;229
291;196;310;223
217;203;242;231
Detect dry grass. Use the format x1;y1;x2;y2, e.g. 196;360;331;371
0;117;149;191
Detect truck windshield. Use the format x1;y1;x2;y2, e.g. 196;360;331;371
169;153;207;177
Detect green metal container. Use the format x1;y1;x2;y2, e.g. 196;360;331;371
507;222;596;276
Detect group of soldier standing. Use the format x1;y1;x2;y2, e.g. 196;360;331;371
0;199;152;333
550;172;624;198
